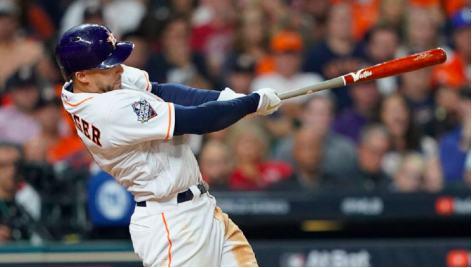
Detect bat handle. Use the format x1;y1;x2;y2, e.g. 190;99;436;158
277;77;345;100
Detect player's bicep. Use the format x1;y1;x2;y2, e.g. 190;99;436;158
107;97;175;146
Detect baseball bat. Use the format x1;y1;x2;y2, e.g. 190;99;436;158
278;47;447;100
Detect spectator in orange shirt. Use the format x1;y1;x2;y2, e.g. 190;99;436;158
24;97;90;166
431;9;470;89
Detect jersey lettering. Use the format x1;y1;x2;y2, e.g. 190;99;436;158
81;119;91;139
69;113;102;146
73;114;83;132
91;125;102;147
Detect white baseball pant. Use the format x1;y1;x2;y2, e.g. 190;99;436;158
129;191;258;267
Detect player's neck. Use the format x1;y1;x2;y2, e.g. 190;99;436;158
72;80;94;94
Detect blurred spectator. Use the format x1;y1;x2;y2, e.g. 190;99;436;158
408;0;445;28
170;0;198;19
0;66;41;144
17;0;56;40
24;97;88;165
378;0;407;33
434;86;461;137
268;127;341;192
60;0;145;38
222;8;273;79
393;153;425;192
0;0;43;91
364;25;400;96
147;16;210;86
81;5;105;25
228;120;292;191
364;26;400;65
281;2;315;48
439;87;471;184
299;0;331;44
0;142;41;242
331;0;380;41
400;7;438;55
431;8;470;89
256;0;289;33
274;96;357;180
190;0;235;78
226;54;255;95
379;94;439;178
393;152;443;192
444;0;469;18
251;30;325;118
303;3;365;111
400;68;436;137
352;124;392;191
333;81;380;143
199;140;231;191
465;152;471;188
122;32;149;70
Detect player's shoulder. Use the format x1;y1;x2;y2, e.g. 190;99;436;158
106;90;163;113
121;64;151;92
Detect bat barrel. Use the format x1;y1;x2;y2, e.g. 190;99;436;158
277;48;447;101
342;48;447;85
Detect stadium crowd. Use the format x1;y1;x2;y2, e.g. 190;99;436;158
0;0;470;242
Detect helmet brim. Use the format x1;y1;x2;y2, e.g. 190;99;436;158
96;41;134;70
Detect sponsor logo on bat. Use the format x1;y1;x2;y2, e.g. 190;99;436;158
413;52;430;61
350;69;373;82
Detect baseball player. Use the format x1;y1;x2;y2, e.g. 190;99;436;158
55;24;281;267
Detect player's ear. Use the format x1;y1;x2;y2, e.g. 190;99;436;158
74;71;89;84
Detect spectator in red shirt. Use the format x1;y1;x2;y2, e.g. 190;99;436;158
228;120;292;191
190;0;235;78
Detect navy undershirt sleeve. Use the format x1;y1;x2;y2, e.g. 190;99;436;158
173;93;260;135
151;82;220;106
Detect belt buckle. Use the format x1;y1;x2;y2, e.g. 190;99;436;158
197;181;209;196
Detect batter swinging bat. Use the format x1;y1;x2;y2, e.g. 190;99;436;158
277;47;447;100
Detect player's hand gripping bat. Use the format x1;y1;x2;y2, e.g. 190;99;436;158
277;48;447;100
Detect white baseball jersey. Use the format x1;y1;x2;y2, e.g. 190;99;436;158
61;65;258;267
61;65;201;202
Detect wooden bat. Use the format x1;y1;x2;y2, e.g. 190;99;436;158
278;48;447;100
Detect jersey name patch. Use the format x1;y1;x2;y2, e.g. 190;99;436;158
132;99;157;123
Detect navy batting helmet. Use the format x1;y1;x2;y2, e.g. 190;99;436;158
55;24;134;81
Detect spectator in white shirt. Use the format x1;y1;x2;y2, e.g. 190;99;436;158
250;30;327;118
